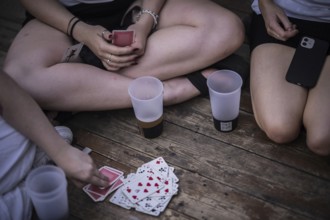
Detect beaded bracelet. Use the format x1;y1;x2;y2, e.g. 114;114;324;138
136;9;159;29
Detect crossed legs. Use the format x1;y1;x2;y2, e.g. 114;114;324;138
3;0;244;111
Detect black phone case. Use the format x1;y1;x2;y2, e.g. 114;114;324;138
286;36;329;88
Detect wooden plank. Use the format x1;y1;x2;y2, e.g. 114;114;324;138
65;108;330;219
67;129;314;220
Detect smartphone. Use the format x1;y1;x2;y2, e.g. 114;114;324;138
285;36;329;88
112;30;134;47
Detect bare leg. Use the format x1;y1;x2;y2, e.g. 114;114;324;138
303;57;330;155
121;0;244;79
3;0;243;111
250;44;307;143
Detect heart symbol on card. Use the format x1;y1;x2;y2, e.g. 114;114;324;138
147;182;151;186
144;189;148;193
138;182;143;187
149;177;153;181
156;161;160;164
127;188;131;193
154;183;159;187
165;180;169;185
132;195;138;200
165;189;169;193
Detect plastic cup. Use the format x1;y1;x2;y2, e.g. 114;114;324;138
128;76;164;138
207;70;243;132
26;165;69;220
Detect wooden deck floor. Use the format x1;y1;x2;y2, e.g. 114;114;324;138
1;1;330;219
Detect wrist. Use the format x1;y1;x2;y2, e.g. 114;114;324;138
136;9;159;30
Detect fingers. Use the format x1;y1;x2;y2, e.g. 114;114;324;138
98;28;139;70
70;165;110;188
267;14;299;41
102;53;138;71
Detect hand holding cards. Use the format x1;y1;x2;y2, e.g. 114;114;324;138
83;157;179;216
83;166;124;202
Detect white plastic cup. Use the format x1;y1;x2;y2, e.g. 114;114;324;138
26;165;69;220
207;70;243;132
128;76;164;138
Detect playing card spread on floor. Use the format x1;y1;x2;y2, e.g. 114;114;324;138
109;157;179;216
122;171;164;203
83;166;124;202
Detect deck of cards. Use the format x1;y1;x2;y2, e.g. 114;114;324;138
83;157;179;216
110;157;179;216
83;166;124;202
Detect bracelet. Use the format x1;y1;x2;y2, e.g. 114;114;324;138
136;9;159;29
69;19;81;38
67;16;77;36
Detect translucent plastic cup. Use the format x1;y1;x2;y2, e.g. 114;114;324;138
128;76;164;138
26;165;69;220
207;70;243;132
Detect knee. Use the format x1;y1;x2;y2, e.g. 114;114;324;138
306;133;330;156
201;11;245;58
3;58;26;84
262;120;300;144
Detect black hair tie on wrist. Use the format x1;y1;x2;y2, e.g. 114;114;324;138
69;19;81;38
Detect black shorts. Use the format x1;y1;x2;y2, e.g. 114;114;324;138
24;0;133;30
23;0;136;69
249;13;330;55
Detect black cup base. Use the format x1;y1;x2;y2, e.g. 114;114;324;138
213;117;238;132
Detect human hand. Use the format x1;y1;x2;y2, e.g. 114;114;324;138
77;24;139;71
259;0;298;41
53;145;109;188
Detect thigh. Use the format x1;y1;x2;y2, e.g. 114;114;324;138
304;57;330;135
250;44;308;130
4;19;72;70
159;0;237;28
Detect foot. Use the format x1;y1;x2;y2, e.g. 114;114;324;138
163;68;217;105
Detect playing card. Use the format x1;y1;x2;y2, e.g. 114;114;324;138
83;166;123;202
110;157;179;216
83;185;104;202
122;172;164;203
135;206;161;216
109;178;124;194
61;43;84;62
112;30;134;47
99;166;124;185
169;166;179;183
109;187;133;209
142;157;170;178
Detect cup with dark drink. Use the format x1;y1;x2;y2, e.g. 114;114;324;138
207;70;243;132
128;76;164;138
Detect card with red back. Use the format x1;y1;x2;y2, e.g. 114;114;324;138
109;178;124;194
83;166;124;201
83;185;104;202
112;30;134;47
